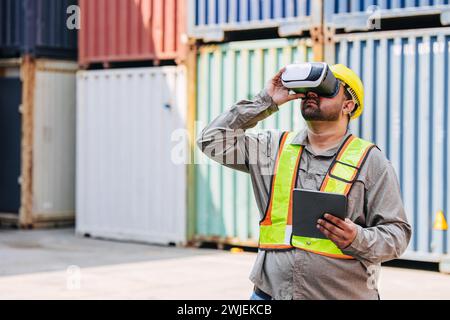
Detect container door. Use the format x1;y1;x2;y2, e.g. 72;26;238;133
76;66;187;245
0;77;22;214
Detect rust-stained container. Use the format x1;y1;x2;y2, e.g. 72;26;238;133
0;58;77;228
78;0;187;67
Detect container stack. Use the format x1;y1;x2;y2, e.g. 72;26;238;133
324;0;450;263
76;0;188;245
0;0;78;228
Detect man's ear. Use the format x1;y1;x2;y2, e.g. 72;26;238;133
342;100;356;117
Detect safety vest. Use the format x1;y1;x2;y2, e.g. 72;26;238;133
259;132;376;259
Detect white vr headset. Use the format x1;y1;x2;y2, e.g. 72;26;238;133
281;62;340;98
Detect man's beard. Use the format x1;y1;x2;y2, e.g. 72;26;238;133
301;98;339;121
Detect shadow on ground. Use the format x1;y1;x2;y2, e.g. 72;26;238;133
0;228;226;277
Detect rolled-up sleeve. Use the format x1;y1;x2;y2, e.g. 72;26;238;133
343;161;412;264
196;89;279;173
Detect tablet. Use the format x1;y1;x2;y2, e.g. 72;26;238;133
292;189;347;239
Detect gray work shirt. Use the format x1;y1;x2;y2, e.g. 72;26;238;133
197;89;412;300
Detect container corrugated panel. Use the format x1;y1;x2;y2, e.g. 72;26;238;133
195;38;312;246
76;66;187;245
78;0;187;66
189;0;321;41
0;0;78;59
325;0;450;31
33;60;77;219
331;27;450;262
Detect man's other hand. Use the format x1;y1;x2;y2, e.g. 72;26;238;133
317;214;358;249
266;67;305;106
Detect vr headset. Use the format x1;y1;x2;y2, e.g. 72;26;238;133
281;62;340;98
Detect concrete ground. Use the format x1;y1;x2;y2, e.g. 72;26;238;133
1;228;450;300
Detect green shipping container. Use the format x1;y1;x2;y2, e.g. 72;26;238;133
194;38;313;247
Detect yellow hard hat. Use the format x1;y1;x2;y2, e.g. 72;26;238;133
330;64;364;120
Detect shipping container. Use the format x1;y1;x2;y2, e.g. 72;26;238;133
0;58;77;228
189;0;322;42
76;66;187;245
325;0;450;31
78;0;187;67
193;38;312;246
0;0;78;59
327;27;450;263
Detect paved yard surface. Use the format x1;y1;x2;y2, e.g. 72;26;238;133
1;228;450;300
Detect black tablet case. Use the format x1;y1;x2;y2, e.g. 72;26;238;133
292;189;347;239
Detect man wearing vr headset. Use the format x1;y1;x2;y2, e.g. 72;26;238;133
197;63;411;300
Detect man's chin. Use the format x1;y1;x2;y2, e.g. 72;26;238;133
301;106;322;121
302;110;331;121
302;114;339;122
302;113;323;121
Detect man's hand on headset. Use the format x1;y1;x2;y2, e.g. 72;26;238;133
266;67;305;106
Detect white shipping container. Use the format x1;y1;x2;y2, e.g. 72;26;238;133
33;60;77;222
76;66;187;245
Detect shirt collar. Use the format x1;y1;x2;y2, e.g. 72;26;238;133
290;128;353;157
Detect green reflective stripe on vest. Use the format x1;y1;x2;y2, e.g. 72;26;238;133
322;137;374;194
338;137;373;167
331;162;357;181
259;132;301;247
260;224;288;246
321;176;348;194
270;133;300;226
291;235;345;256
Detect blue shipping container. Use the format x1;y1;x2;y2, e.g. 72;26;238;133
189;0;321;41
0;0;78;59
330;27;450;262
325;0;450;31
